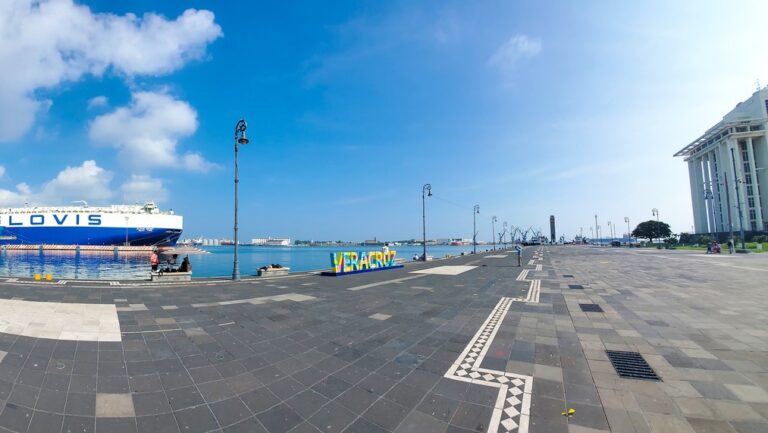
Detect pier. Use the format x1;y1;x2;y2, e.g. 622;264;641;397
0;247;765;432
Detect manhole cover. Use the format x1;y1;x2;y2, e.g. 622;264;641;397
568;285;584;290
563;275;574;278
395;353;424;366
606;350;661;381
579;303;603;313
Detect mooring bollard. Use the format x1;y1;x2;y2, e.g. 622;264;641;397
45;274;53;281
34;274;41;281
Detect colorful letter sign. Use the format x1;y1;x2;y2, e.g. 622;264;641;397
326;250;402;275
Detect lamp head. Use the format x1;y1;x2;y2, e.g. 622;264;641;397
237;132;249;145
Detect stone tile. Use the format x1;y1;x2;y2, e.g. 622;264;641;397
96;393;136;417
725;385;768;403
362;398;410;431
685;417;737;433
173;405;219;433
209;397;251;428
307;401;357;433
395;410;448;433
255;404;303;433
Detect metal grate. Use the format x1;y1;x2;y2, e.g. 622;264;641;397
563;274;574;278
579;303;603;312
569;284;584;290
606;350;661;381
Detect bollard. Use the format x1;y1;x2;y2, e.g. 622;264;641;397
34;273;41;281
45;274;53;281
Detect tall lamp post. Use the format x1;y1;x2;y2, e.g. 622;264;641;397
491;216;497;251
422;184;432;261
473;205;480;254
652;208;660;248
232;119;249;280
594;214;599;246
607;221;613;244
624;217;630;245
729;147;747;250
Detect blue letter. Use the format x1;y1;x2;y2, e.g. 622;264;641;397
88;215;102;225
9;216;22;226
53;214;68;225
30;215;44;225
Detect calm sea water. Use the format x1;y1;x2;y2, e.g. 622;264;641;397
0;245;499;280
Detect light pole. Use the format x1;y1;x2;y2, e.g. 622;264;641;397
624;217;630;245
473;205;480;254
491;216;497;251
729;147;747;250
652;208;660;248
594;214;599;246
232;119;249;280
589;227;594;241
607;221;613;244
422;184;432;260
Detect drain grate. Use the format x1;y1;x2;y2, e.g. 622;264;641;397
606;350;661;381
569;284;584;290
563;274;574;278
579;303;603;313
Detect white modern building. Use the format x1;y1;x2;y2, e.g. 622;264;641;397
675;87;768;234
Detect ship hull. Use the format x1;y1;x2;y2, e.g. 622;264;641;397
0;227;182;246
0;207;183;246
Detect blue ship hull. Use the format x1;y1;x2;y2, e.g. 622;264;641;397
0;227;182;246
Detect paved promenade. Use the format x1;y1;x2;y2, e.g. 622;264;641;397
0;247;766;433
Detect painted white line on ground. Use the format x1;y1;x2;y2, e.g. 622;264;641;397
486;255;509;258
410;265;478;276
516;269;529;281
191;293;316;307
0;299;120;342
345;274;427;291
535;264;542;271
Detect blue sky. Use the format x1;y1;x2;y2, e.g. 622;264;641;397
1;0;767;241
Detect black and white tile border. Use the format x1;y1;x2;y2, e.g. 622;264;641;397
444;248;543;433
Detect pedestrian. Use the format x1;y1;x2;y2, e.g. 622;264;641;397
150;249;159;271
706;242;712;254
179;256;192;273
515;244;523;267
382;243;389;255
727;238;734;254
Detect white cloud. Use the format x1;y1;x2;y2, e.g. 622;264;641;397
121;174;168;203
0;160;114;206
39;160;113;203
89;91;215;172
87;96;109;109
488;35;542;71
0;1;222;142
0;165;5;178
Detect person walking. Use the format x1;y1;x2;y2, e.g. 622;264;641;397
727;238;734;254
515;244;523;267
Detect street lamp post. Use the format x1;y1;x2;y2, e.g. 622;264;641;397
473;205;480;254
652;208;660;248
607;221;613;244
232;119;249;280
491;216;497;251
624;217;630;245
594;214;599;246
729;147;747;250
422;184;432;261
503;221;508;247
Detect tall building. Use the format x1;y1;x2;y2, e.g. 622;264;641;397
675;87;768;234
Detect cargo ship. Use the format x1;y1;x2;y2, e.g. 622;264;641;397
0;202;182;246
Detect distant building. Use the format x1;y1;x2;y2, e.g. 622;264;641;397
675;87;768;234
251;238;291;246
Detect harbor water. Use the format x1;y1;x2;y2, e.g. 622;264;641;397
0;245;499;280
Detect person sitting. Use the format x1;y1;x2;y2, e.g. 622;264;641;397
150;249;159;272
179;256;191;273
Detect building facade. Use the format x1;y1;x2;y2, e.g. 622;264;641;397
675;87;768;235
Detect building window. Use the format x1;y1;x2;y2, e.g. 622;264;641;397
765;99;768;114
747;185;754;196
748;197;755;208
752;221;758;231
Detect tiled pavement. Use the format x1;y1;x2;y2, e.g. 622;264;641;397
0;246;766;433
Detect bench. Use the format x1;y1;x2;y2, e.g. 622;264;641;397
258;267;290;277
150;271;192;282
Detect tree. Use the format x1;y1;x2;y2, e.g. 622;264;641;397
632;220;671;242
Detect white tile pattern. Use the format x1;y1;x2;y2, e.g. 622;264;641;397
0;299;120;341
411;265;478;275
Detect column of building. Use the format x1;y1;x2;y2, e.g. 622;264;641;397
688;157;708;233
745;137;764;231
717;141;735;233
701;153;715;232
755;133;768;231
709;150;725;233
